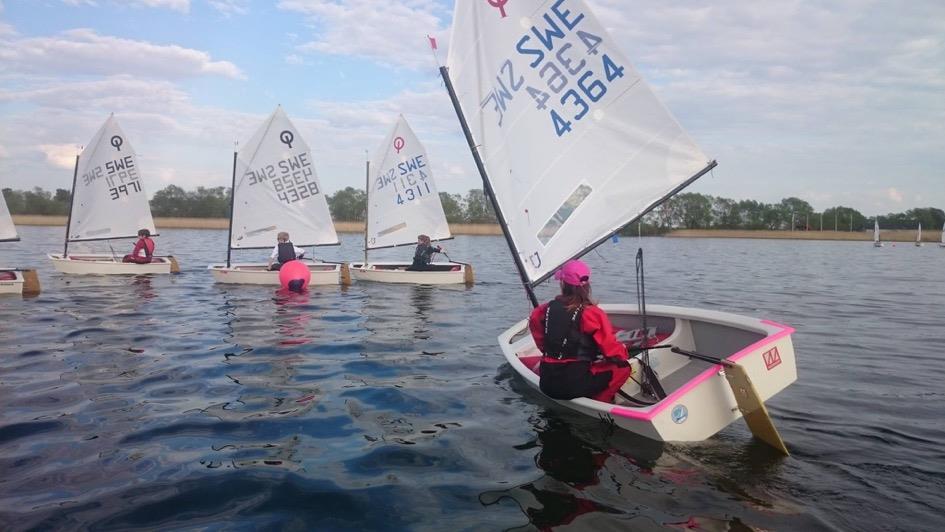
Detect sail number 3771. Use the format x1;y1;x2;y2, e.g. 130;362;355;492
480;0;626;138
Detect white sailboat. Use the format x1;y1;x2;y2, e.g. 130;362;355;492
207;106;349;285
0;188;40;295
916;223;923;247
940;222;944;248
47;115;179;274
442;0;796;452
873;219;883;247
349;115;472;285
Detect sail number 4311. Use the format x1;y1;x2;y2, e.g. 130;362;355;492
480;0;627;138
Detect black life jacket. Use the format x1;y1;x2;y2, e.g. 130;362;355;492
277;242;297;263
542;299;601;362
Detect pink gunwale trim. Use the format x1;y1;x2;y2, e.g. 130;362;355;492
609;319;796;421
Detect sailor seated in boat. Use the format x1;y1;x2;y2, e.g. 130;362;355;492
267;232;306;271
122;229;155;264
528;260;631;404
406;234;443;271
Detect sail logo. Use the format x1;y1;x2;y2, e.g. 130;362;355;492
110;135;123;151
763;347;782;371
279;130;295;149
393;136;405;153
487;0;508;18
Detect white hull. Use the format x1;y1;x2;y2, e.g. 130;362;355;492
349;262;473;285
0;269;24;295
874;242;883;247
48;254;177;275
208;261;350;286
499;304;797;443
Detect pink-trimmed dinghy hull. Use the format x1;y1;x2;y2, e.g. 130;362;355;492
499;304;796;442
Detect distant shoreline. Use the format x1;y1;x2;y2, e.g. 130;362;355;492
13;215;938;242
11;215;504;236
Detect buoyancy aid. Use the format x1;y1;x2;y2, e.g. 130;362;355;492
277;242;297;263
143;238;154;258
542;299;602;362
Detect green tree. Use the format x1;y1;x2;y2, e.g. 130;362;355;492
677;193;713;229
439;192;464;223
464;189;497;223
328;187;366;221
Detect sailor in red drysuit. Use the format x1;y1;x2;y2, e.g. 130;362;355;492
528;259;631;403
123;228;155;264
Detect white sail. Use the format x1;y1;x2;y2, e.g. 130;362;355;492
446;0;711;283
873;220;880;243
0;187;17;241
366;115;450;249
917;223;922;243
230;107;337;249
69;116;155;241
941;222;944;245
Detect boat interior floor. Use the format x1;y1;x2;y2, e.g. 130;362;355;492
618;357;715;407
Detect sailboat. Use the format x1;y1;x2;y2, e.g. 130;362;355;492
0;188;40;295
940;222;944;248
442;0;796;452
47;116;179;274
349;115;472;285
916;223;923;247
207;107;350;285
873;219;883;247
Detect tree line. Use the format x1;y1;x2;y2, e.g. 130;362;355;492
4;187;941;231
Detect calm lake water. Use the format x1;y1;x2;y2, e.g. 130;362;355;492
1;227;943;530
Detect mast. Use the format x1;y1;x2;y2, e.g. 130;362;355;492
440;65;538;307
225;150;237;268
363;154;369;265
62;154;80;257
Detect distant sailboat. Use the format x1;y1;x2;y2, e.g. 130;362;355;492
350;115;472;285
940;222;945;248
916;223;923;247
442;0;795;452
48;115;179;274
873;219;883;247
0;188;40;295
207;106;350;285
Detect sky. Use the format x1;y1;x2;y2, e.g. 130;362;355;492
0;0;942;215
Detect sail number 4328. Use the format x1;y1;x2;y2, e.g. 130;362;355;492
480;0;627;138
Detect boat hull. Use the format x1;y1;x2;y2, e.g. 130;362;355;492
349;262;473;285
48;254;177;275
207;261;350;286
873;242;883;247
499;304;797;442
0;269;23;295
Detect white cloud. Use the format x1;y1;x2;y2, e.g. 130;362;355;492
39;144;80;169
887;187;904;203
132;0;189;12
0;28;244;79
278;0;448;69
208;0;248;16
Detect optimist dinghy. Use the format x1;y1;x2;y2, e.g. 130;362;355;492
915;223;923;247
442;0;796;452
873;219;883;247
0;188;40;295
350;115;472;285
47;116;179;275
940;222;944;248
207;106;349;286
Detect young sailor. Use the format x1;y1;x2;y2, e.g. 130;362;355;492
406;234;443;271
122;229;155;264
528;260;631;403
268;232;306;271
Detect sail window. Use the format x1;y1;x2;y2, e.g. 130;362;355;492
538;183;593;245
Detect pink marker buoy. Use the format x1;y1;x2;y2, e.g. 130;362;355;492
278;260;311;292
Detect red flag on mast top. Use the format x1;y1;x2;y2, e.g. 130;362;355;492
428;35;437;50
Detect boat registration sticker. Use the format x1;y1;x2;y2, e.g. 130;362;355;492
763;347;782;371
671;405;688;424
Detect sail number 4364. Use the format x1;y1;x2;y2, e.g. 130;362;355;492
480;0;627;138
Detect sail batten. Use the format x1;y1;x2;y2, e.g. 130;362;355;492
230;107;337;249
68;116;156;242
446;0;712;284
365;116;450;250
